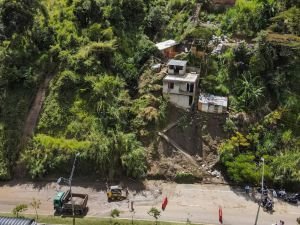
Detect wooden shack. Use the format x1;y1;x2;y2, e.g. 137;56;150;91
155;40;178;58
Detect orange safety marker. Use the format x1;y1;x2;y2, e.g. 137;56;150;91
162;197;168;211
219;206;223;224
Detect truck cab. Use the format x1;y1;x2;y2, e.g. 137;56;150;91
53;191;65;210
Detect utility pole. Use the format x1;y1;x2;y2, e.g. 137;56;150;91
57;153;80;225
261;157;264;202
70;153;80;225
254;157;264;225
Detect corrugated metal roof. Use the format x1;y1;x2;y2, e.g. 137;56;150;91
167;59;187;67
199;94;228;107
155;40;177;50
0;217;36;225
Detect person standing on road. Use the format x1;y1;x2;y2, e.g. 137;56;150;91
273;190;277;198
245;185;250;194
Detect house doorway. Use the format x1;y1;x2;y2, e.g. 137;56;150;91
189;96;193;106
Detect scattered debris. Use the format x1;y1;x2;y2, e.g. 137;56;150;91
151;63;162;73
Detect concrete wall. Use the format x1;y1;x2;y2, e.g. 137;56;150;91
198;102;226;114
163;47;177;58
169;94;191;108
163;81;180;94
163;82;195;96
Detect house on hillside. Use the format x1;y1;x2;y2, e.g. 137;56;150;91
198;94;228;114
155;40;178;58
163;60;199;109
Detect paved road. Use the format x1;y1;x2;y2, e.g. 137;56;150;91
0;181;298;225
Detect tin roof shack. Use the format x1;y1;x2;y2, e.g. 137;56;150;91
198;94;228;114
167;59;187;76
156;40;178;59
163;69;199;109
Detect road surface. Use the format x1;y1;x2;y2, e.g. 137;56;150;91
0;180;298;225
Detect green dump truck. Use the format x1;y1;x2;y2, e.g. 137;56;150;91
53;190;88;215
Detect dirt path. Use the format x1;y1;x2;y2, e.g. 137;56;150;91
191;3;202;23
20;74;54;147
13;74;54;177
0;181;298;225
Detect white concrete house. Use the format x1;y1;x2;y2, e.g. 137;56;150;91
163;60;199;109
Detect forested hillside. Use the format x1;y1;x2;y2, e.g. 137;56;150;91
0;0;299;188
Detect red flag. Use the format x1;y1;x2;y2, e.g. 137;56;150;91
219;206;223;224
162;197;168;211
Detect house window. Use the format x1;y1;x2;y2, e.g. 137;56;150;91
186;83;194;93
174;66;183;74
168;82;174;89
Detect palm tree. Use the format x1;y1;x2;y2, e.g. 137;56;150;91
235;72;265;110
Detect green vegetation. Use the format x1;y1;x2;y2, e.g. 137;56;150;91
110;209;120;225
147;207;161;225
213;1;300;188
0;214;199;225
175;172;197;184
30;198;41;221
0;0;299;190
12;204;28;217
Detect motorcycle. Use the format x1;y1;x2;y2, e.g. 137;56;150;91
277;190;287;199
261;197;274;212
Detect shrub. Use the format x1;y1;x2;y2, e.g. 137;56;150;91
175;172;197;184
